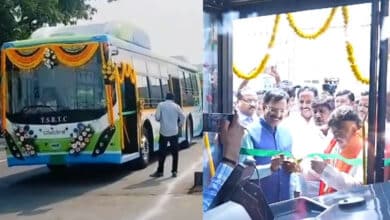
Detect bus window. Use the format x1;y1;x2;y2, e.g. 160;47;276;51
184;72;193;93
180;71;187;90
137;75;149;108
148;77;162;108
181;71;194;107
191;74;199;95
161;78;169;98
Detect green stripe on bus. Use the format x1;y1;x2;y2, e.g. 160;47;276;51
122;110;137;116
7;35;96;48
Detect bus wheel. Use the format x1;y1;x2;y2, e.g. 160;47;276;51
185;119;193;146
137;128;150;168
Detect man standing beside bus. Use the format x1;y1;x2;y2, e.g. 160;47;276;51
150;93;185;178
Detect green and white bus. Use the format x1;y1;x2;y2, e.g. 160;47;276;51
1;22;202;169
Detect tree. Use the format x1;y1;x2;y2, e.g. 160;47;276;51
0;0;116;46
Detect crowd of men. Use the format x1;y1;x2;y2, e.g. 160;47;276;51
203;78;390;213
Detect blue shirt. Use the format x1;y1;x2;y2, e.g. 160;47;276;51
241;117;292;204
203;162;233;212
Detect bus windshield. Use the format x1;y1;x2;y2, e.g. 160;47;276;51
7;53;107;122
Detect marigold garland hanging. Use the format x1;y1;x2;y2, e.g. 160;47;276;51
51;43;98;67
1;51;7;131
4;43;99;70
342;6;369;85
6;47;46;70
232;15;280;80
287;8;337;39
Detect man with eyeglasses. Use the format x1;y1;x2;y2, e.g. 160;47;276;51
240;88;298;204
236;86;258;127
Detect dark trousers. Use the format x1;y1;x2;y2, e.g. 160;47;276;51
157;134;179;173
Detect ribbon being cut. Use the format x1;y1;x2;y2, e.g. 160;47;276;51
240;148;390;167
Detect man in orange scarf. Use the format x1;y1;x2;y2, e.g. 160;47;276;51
310;106;363;195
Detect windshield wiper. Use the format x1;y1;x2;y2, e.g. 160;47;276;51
21;105;56;114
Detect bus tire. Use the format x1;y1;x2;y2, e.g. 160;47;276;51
185;118;193;147
137;127;151;169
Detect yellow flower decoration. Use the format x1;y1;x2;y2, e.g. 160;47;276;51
102;61;117;82
233;15;280;80
287;8;337;39
342;6;369;85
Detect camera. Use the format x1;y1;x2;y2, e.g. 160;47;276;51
322;78;339;96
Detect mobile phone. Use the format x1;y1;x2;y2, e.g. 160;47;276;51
203;113;234;132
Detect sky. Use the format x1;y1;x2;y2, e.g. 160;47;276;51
232;3;373;94
78;0;203;65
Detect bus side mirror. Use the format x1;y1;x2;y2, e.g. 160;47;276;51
110;46;119;56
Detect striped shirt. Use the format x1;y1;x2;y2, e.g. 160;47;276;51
203;163;233;212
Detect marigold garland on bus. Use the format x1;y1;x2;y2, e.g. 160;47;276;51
0;22;203;172
286;7;337;39
4;43;99;70
232;14;280;80
5;47;45;70
342;6;369;85
1;50;7;131
102;61;136;84
51;43;98;67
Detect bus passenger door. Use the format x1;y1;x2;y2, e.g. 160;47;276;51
170;77;182;106
122;78;138;153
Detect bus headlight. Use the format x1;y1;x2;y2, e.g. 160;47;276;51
92;126;116;157
4;132;24;160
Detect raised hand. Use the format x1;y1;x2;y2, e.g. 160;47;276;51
220;112;245;166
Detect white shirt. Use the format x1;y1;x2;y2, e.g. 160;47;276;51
237;110;258;128
155;100;185;137
283;113;319;159
283;113;327;197
319;145;363;192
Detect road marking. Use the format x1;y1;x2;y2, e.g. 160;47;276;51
135;157;202;220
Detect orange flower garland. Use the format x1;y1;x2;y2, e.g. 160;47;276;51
4;43;99;70
51;43;99;67
1;51;7;130
6;47;46;70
